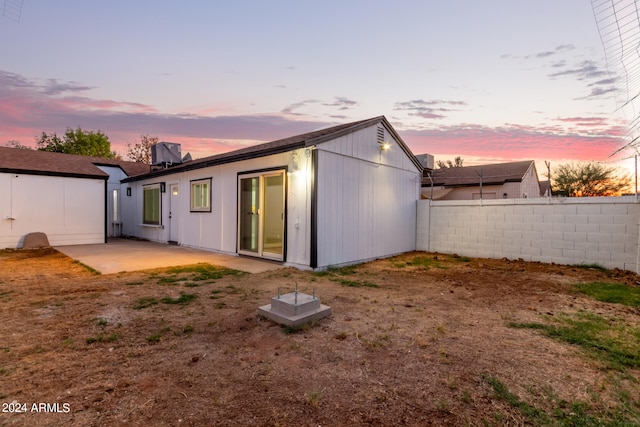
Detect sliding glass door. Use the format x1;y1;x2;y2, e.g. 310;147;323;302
238;171;285;260
239;177;260;253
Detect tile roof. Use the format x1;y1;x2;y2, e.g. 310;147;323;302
424;160;535;187
0;146;151;179
123;116;423;182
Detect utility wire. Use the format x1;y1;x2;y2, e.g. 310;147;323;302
1;0;23;23
593;0;640;155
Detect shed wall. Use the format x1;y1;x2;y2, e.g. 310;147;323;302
0;173;105;248
314;125;421;268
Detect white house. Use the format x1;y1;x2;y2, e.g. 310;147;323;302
421;160;543;200
0;148;150;248
120;116;423;270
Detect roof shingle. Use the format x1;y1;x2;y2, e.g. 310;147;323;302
0;147;151;179
424;160;535;187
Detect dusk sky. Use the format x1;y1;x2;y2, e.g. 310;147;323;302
0;1;634;174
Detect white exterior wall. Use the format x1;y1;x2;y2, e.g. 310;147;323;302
315;125;421;268
96;165;128;237
0;172;105;248
434;171;541;201
120;123;421;269
120;149;312;268
438;184;511;200
520;165;542;198
416;197;640;272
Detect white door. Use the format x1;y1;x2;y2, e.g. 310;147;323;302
169;184;179;243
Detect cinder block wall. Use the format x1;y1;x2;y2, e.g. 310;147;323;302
416;196;640;272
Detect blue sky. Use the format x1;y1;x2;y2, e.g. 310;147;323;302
0;0;632;172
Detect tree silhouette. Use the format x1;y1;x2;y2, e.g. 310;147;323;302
552;162;631;197
436;156;464;168
126;135;157;164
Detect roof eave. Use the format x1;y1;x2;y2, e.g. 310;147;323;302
122;142;306;183
0;168;108;180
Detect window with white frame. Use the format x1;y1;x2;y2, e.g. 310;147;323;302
190;178;211;212
143;184;161;225
112;189;119;222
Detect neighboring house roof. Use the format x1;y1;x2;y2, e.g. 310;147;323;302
423;160;536;187
0;147;151;179
89;157;152;177
122;116;422;183
539;179;552;197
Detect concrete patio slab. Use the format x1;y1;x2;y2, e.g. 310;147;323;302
55;238;284;274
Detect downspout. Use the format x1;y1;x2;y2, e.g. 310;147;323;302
310;148;318;269
426;173;434;252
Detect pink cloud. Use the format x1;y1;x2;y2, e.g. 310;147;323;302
1;69;630;165
553;116;611;127
400;123;627;163
0;70;333;154
59;97;157;113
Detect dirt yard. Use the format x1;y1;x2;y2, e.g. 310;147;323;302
1;248;639;426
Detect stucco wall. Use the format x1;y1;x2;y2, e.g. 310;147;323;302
416;196;640;272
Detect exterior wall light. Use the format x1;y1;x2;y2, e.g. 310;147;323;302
379;142;391;151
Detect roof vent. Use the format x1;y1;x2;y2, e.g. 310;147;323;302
377;126;384;144
151;142;182;167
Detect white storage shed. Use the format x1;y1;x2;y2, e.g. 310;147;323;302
0;148;150;248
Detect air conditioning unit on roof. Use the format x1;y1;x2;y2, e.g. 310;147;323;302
415;153;434;170
151;142;182;167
